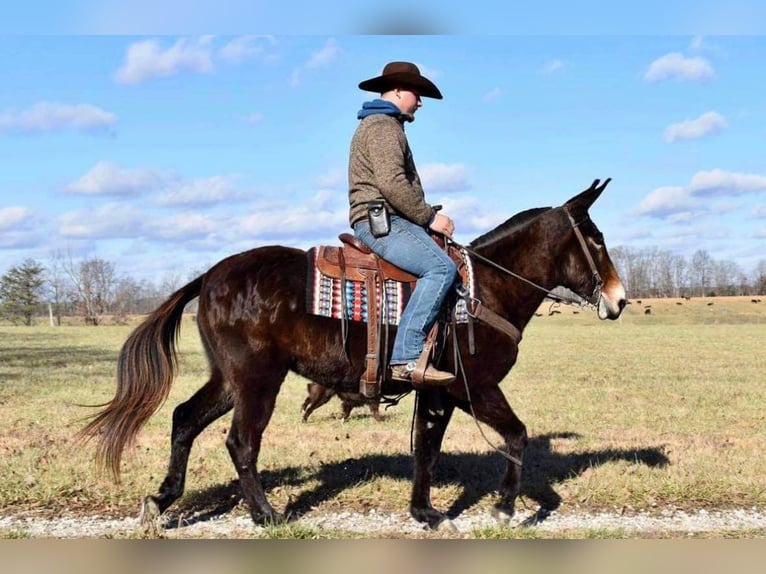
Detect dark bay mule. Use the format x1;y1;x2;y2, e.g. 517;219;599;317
81;179;626;531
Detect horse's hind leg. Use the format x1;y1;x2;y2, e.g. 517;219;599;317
225;365;287;524
410;388;456;530
301;384;335;422
455;386;527;523
141;369;231;523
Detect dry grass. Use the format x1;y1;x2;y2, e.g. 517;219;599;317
1;295;764;536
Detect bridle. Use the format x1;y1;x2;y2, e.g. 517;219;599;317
449;205;604;310
563;206;604;307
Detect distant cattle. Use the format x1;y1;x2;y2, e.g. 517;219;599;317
644;308;652;315
301;383;382;423
752;299;762;304
676;302;683;305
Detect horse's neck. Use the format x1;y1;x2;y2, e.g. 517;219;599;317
473;231;555;329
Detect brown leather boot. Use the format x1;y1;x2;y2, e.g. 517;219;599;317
390;362;456;386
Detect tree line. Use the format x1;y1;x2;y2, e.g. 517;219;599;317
1;247;765;326
0;252;201;326
610;247;766;299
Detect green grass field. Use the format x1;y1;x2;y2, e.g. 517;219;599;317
1;295;764;538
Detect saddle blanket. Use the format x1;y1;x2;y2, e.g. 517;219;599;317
306;247;476;326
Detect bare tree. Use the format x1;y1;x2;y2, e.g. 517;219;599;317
690;250;713;297
712;260;743;296
753;260;766;295
46;250;71;325
64;255;117;325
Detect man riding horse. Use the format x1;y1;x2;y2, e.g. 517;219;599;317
348;61;457;386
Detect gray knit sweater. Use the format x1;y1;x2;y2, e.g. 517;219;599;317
348;114;435;228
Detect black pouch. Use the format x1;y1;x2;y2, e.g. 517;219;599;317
367;200;390;238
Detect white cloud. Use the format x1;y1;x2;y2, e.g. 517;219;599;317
752;205;766;219
0;206;34;231
543;59;565;74
57;203;146;239
633;186;699;219
435;196;506;235
247;112;265;124
65;161;164;196
634;169;766;220
482;88;501;102
114;37;215;85
149;212;220;239
289;38;340;87
644;52;714;82
0;207;43;248
155;175;243;207
419;163;470;193
663;111;727;142
689;169;766;197
304;37;340;69
238;191;347;239
0;102;117;134
218;35;276;62
316;170;344;189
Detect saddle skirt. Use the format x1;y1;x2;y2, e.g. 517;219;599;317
306;233;476;325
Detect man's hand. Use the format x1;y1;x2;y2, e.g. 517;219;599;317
429;212;455;238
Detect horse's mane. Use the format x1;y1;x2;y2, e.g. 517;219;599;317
469;207;552;249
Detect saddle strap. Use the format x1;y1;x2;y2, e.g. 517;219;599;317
467;299;521;346
360;270;381;398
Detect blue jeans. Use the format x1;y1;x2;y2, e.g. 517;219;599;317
354;215;458;365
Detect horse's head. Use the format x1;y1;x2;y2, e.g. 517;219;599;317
558;178;627;320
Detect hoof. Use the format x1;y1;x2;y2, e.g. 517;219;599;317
139;496;163;536
252;510;285;526
491;505;515;525
435;518;458;533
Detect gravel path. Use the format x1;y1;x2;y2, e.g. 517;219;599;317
3;507;766;538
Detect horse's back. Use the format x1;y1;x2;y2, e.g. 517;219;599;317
195;244;364;388
197;245;308;332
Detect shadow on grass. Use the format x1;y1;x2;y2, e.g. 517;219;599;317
163;431;668;529
1;345;116;372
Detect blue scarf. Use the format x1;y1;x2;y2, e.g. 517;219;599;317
357;99;406;120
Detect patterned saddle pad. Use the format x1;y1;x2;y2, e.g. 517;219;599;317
306;243;476;326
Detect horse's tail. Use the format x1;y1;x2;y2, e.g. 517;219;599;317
79;274;205;480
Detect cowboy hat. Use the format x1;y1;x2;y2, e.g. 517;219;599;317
358;61;443;99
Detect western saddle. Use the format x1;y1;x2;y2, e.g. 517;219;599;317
315;233;463;398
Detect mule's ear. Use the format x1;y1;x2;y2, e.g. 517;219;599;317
565;177;611;213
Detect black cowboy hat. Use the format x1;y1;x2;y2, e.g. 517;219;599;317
358;61;443;99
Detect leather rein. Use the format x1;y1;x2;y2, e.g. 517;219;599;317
441;207;604;469
450;205;604;318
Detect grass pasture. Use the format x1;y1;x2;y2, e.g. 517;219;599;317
0;295;764;538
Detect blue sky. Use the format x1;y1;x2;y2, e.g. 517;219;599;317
1;34;765;283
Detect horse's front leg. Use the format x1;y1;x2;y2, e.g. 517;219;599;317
455;385;527;523
410;388;456;531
